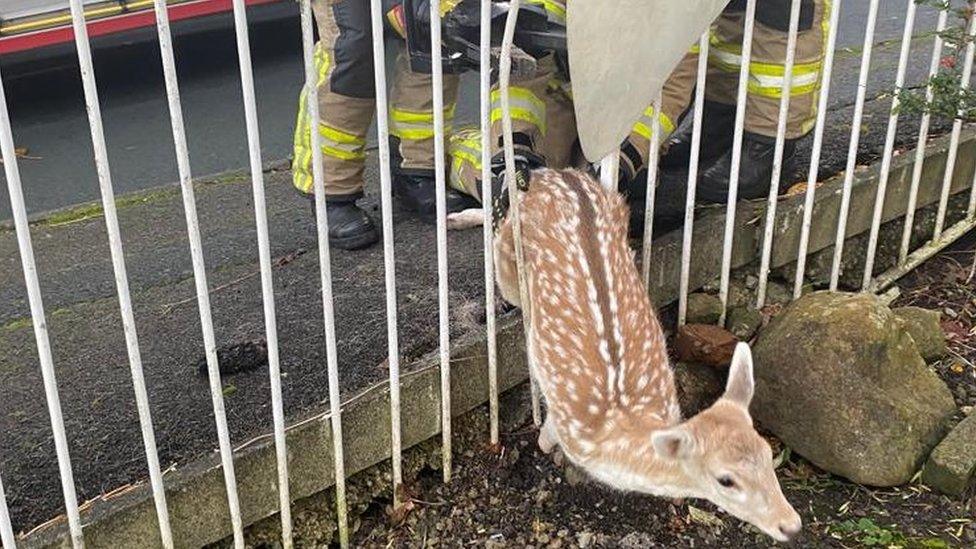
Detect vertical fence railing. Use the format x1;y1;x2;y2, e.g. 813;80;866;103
498;0;541;427
366;0;406;507
430;0;454;483
829;0;880;291
150;1;244;545
640;95;663;289
861;0;918;290
480;0;500;445
756;0;802;308
935;11;976;240
677;32;711;326
69;0;178;546
1;66;83;548
297;0;350;545
794;0;842;297
900;9;949;264
717;0;757;322
228;1;293;544
0;474;14;549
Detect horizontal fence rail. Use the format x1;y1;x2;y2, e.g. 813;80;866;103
3;0;976;547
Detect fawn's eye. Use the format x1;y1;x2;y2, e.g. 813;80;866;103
717;475;737;489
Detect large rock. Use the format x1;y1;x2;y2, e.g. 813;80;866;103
686;293;723;325
673;362;723;417
752;292;957;487
892;306;947;363
922;414;976;496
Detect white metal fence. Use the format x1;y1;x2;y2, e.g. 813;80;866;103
2;0;976;547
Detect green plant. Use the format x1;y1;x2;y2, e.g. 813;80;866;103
830;518;907;547
898;1;976;123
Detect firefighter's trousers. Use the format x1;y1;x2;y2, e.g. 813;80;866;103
292;0;459;199
666;0;830;139
471;0;829;189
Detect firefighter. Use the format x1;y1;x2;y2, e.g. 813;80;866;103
450;0;829;234
656;0;830;205
291;0;477;250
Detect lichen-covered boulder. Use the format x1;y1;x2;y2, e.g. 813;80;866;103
752;292;956;486
922;414;976;496
892;306;947;363
686;292;723;325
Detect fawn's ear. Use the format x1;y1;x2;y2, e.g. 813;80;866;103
651;426;696;461
723;342;755;407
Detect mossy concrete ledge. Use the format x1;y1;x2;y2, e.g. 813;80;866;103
19;129;976;548
21;319;527;548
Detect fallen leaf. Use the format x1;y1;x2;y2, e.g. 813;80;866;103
688;505;725;529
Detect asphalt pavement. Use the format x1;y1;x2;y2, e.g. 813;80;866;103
0;0;945;219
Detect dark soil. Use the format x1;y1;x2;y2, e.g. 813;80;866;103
354;428;975;548
893;230;976;413
351;233;976;549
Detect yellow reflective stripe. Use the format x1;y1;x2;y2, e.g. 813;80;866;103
632;106;676;140
547;78;573;100
490;108;547;135
319;125;366;146
490;87;547;134
526;0;566;23
318;125;366;160
441;0;463;16
314;44;330;87
708;45;821;97
390;105;457;123
390;105;457;140
293;82;314;194
387;9;406;39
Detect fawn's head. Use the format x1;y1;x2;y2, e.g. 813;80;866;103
649;343;801;542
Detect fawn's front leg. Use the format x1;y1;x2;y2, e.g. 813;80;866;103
493;216;522;308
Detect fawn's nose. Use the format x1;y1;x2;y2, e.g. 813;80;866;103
777;517;802;540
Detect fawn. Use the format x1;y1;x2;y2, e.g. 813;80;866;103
490;168;802;542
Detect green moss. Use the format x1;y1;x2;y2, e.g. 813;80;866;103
33;187;180;228
2;317;33;332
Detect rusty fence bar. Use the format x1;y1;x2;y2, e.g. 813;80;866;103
900;8;949;264
935;11;976;240
0;473;13;549
640;95;663;288
430;0;455;484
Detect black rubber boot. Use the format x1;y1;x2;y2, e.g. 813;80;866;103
629;132;799;238
696;131;797;204
312;196;380;251
392;171;479;223
660;100;736;169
